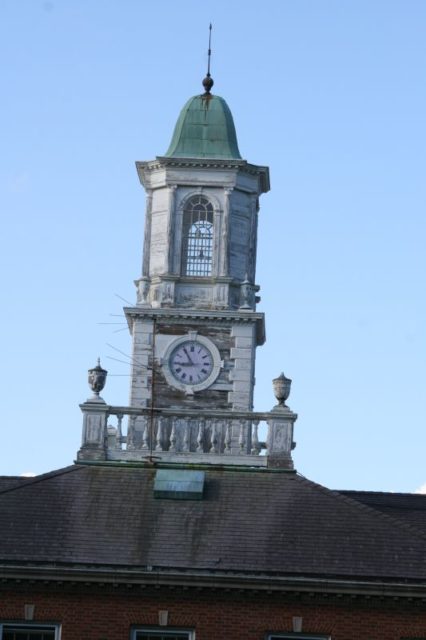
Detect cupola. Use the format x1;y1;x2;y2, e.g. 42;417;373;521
165;89;241;159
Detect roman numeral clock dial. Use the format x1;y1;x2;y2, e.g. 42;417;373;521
162;334;222;393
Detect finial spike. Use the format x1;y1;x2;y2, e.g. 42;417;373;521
207;23;212;76
202;23;214;95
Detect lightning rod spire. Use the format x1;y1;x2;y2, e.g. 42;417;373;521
202;23;214;95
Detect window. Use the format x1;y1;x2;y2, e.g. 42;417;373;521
181;195;213;277
268;635;330;640
134;635;189;640
0;624;59;640
132;630;194;640
132;629;195;640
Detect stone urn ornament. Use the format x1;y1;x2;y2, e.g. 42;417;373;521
239;275;254;310
272;372;292;407
88;358;108;399
135;276;150;306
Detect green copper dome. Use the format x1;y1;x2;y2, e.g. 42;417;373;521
165;94;242;159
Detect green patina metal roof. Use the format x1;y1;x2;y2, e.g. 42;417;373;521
165;94;242;159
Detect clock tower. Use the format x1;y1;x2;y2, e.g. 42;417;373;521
79;73;297;468
128;75;269;419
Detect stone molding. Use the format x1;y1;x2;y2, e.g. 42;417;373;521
124;306;266;345
136;158;270;193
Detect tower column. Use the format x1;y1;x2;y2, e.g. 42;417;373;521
167;184;178;274
135;189;153;305
248;194;259;283
142;189;153;277
219;187;233;276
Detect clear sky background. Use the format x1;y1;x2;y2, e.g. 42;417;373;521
1;0;425;492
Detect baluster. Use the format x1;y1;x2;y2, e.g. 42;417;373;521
106;424;117;450
224;421;231;454
246;417;252;452
155;417;163;451
127;415;136;450
142;417;149;450
210;420;218;454
116;414;123;450
197;419;204;453
183;422;190;452
169;418;177;452
251;420;260;455
239;419;246;454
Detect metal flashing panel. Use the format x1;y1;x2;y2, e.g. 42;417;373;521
154;469;205;500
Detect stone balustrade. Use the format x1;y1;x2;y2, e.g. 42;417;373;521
79;403;297;469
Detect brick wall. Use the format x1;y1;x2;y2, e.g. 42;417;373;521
1;583;426;640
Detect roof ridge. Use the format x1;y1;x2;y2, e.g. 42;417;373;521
0;465;84;496
295;473;426;544
335;490;426;516
337;489;426;498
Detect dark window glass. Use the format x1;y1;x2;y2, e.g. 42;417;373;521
3;627;56;640
135;634;189;640
269;636;329;640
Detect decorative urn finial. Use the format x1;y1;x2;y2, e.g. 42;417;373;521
202;74;214;94
272;372;292;407
88;358;108;398
240;274;254;310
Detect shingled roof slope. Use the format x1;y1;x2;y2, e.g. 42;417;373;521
0;477;30;491
1;464;425;582
337;490;426;535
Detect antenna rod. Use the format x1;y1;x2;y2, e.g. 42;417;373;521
202;24;214;94
149;317;157;462
207;23;212;76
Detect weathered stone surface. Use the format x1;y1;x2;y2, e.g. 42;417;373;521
134;158;268;311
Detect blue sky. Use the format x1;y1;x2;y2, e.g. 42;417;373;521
1;0;425;492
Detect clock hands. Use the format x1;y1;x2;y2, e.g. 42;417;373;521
168;339;215;387
183;347;194;365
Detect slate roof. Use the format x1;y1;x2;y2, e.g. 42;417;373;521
0;464;426;584
0;476;30;491
338;489;426;535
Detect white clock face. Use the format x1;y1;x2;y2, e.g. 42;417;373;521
169;340;214;386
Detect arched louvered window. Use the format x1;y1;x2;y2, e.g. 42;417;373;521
181;195;214;276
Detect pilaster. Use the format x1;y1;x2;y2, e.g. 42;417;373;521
230;323;256;410
129;316;154;407
220;187;233;276
166;184;178;274
142;188;153;278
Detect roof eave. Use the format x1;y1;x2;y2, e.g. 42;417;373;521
1;563;426;599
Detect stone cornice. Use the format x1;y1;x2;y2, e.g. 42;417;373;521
124;306;266;345
1;563;426;600
136;158;270;193
124;306;265;323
